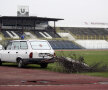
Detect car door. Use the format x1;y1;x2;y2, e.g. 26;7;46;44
9;41;20;62
1;42;12;61
18;41;28;59
9;41;28;62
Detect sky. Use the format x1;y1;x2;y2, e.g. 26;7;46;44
0;0;108;27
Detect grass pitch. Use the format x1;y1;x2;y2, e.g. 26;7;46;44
55;50;108;77
56;50;108;66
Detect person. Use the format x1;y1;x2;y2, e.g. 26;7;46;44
21;34;25;40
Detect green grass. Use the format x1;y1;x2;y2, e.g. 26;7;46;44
81;72;108;78
56;50;108;66
55;50;108;77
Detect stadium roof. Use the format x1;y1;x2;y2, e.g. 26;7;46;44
0;16;64;21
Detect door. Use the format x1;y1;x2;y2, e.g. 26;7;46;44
9;41;20;62
1;42;12;61
9;41;28;62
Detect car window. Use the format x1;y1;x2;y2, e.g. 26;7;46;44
11;41;28;50
20;41;28;49
30;41;51;50
11;41;20;50
6;42;12;50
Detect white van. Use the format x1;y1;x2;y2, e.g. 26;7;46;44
0;40;55;68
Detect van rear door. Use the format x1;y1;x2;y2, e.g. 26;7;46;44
30;41;53;58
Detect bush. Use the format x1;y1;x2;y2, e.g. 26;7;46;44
55;54;90;73
54;54;108;73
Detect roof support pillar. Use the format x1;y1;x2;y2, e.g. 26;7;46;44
54;21;56;31
16;19;17;30
22;19;24;34
54;21;56;37
34;20;35;30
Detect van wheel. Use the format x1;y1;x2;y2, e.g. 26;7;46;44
40;63;48;68
18;59;24;68
0;60;2;66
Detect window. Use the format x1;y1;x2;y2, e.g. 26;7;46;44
30;41;51;50
11;41;20;50
11;41;28;50
6;42;12;50
20;41;28;49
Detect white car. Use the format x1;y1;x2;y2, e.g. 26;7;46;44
0;40;55;68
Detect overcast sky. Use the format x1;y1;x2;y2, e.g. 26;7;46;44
0;0;108;27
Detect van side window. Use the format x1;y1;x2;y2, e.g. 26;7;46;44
6;42;12;50
20;41;28;49
11;41;20;50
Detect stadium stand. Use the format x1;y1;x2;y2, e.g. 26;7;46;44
75;40;108;49
6;31;19;39
14;31;22;37
60;27;108;40
48;31;61;38
1;15;108;50
48;40;82;49
32;31;43;38
24;32;36;39
58;32;75;40
2;30;21;39
32;30;60;38
0;16;62;39
47;26;61;38
2;30;10;38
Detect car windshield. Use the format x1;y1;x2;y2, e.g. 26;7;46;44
30;41;51;50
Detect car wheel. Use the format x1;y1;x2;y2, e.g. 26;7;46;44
18;59;24;68
0;60;2;66
40;63;48;68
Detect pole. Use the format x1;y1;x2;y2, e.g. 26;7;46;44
54;21;56;37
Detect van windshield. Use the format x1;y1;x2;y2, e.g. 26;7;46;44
30;41;51;50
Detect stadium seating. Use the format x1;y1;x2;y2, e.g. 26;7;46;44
48;32;61;38
2;26;108;50
47;26;61;38
75;40;108;49
14;31;22;37
24;32;36;39
32;31;60;38
2;31;10;38
48;40;82;49
33;31;44;38
2;30;21;39
60;27;108;40
58;33;75;40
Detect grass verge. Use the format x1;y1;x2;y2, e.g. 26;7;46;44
80;72;108;78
